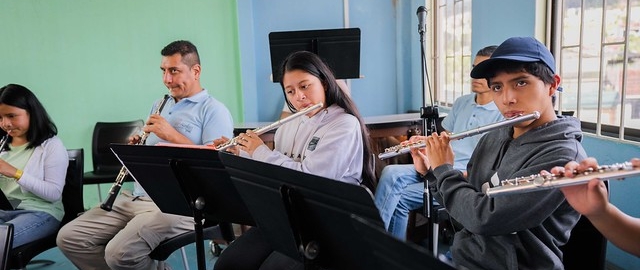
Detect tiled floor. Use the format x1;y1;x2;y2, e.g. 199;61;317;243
22;241;220;270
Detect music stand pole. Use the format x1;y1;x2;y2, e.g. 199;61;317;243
417;6;439;256
170;160;207;270
193;197;206;270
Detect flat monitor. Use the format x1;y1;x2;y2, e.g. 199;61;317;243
110;144;254;225
219;152;384;270
268;28;361;82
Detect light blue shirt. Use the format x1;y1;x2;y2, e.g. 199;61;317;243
441;93;503;171
133;89;234;196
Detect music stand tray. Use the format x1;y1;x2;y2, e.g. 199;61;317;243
219;152;385;270
110;144;255;270
110;144;253;224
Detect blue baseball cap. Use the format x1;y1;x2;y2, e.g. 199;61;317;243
470;37;556;79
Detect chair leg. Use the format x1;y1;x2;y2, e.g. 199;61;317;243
155;248;189;270
180;247;190;270
97;184;103;202
432;223;439;256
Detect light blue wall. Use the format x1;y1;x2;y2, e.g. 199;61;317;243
238;0;424;122
471;0;537;53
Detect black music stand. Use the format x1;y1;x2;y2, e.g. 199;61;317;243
350;214;454;270
220;152;390;270
268;28;361;82
110;144;254;270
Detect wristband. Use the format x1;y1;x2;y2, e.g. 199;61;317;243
14;169;23;180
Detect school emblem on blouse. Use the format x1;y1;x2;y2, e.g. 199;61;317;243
307;136;320;151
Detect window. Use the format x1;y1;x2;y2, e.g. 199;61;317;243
554;0;640;141
433;0;473;107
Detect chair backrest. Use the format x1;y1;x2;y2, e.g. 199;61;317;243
0;224;13;270
561;181;608;270
62;149;85;226
90;120;143;173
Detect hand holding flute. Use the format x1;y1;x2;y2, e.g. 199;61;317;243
379;111;540;160
485;158;640;197
553;157;640;257
419;131;456;174
553;157;640;215
212;130;264;156
213;103;323;155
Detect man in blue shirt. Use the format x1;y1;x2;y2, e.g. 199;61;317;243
57;40;234;270
374;45;503;240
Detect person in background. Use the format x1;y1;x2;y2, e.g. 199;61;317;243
420;36;586;269
56;40;234;270
552;157;640;257
374;45;503;240
213;50;375;270
0;84;68;248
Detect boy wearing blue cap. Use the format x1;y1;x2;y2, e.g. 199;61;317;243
418;37;587;269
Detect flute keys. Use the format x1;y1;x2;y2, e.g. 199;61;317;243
533;175;546;186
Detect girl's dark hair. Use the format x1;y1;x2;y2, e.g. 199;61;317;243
279;51;377;190
0;84;57;149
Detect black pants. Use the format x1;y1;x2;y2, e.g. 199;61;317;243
214;227;303;270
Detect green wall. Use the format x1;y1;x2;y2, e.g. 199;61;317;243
0;0;243;207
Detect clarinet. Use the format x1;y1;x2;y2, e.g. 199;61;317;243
0;135;8;153
100;95;171;211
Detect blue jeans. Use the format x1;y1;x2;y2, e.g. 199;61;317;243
0;209;60;248
374;164;425;240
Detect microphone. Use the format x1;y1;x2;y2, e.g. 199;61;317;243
416;6;427;35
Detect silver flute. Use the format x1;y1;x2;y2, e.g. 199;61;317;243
216;103;323;151
485;161;640;197
378;111;541;160
100;94;171;211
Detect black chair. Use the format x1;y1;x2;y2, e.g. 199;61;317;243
561;215;607;270
83;120;143;201
0;224;13;270
8;148;85;269
150;221;236;269
561;181;608;270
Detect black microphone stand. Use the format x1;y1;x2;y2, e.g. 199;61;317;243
417;6;439;257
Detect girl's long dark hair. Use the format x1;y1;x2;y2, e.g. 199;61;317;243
0;84;57;149
279;51;377;190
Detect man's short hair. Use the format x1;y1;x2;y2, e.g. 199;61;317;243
161;40;200;67
476;45;498;57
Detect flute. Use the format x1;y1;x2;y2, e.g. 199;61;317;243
378;111;541;160
485;162;640;197
216;103;323;151
100;94;171;211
